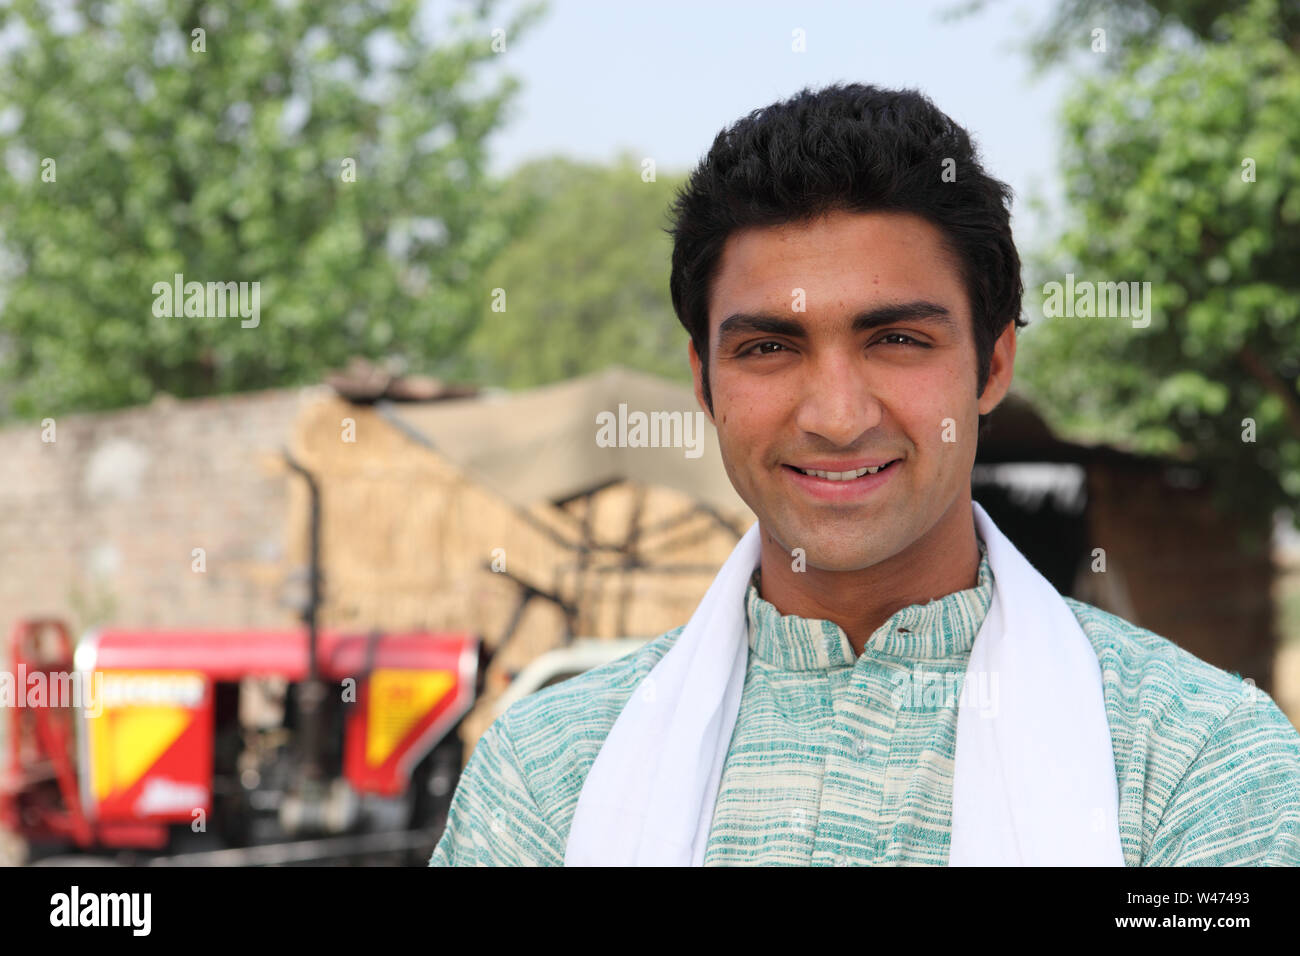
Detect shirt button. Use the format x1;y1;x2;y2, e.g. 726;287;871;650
834;854;850;867
854;737;871;757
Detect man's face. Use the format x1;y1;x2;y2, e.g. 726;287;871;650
690;208;1013;572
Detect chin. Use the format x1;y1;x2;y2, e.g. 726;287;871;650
771;520;887;566
812;543;893;572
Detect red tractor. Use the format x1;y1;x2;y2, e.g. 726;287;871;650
0;452;497;866
1;616;483;865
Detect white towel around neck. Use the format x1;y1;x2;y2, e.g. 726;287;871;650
564;501;1124;866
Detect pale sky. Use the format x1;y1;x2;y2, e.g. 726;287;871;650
479;0;1074;254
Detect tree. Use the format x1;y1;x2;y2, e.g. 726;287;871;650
1005;0;1300;524
449;153;692;390
0;0;544;419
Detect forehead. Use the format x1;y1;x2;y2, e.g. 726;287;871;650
707;209;967;328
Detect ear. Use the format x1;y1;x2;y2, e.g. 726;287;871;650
977;321;1017;415
688;339;715;425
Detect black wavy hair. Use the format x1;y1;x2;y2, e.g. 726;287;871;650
667;83;1025;428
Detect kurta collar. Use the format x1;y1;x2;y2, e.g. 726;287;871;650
744;537;994;670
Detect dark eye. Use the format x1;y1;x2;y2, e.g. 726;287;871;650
877;333;924;346
744;340;789;356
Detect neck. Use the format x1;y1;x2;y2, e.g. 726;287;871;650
756;492;981;657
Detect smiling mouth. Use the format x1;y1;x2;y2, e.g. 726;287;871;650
783;460;901;481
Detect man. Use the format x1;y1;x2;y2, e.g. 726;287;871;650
430;83;1300;866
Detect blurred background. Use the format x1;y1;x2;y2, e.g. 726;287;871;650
1;0;1299;866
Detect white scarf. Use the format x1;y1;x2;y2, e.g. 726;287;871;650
564;501;1124;866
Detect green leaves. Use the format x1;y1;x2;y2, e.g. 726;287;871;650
0;0;544;419
1018;0;1300;522
444;153;692;391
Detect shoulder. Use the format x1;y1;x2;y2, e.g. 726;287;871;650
486;626;685;827
497;626;683;760
1064;596;1260;737
430;626;684;865
1064;597;1300;864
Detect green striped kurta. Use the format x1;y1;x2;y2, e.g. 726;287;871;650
430;539;1300;865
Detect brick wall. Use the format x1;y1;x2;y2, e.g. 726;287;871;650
0;387;331;652
1085;463;1277;693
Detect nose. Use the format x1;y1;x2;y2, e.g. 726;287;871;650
793;352;885;448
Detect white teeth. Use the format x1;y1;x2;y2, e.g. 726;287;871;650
796;463;892;481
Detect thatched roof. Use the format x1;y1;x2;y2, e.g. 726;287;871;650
374;365;751;517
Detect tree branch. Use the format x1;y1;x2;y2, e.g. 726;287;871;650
1237;343;1300;441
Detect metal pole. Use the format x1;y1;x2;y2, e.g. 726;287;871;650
283;449;325;785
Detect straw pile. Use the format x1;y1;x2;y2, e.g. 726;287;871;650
281;393;750;756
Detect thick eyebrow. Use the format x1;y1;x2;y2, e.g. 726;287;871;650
715;300;955;347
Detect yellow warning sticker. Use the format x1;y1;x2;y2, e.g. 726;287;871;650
89;671;204;801
365;669;455;767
